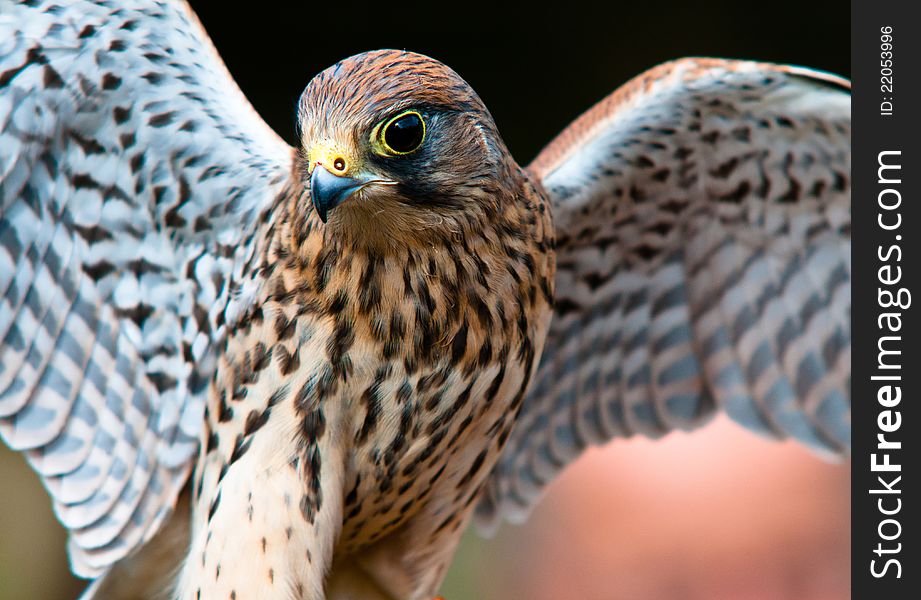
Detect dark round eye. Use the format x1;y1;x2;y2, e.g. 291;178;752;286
381;111;425;155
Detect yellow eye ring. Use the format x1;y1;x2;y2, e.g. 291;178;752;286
372;110;426;156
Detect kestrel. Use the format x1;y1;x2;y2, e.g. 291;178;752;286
0;1;850;599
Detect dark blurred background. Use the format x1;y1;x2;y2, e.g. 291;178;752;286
188;0;850;164
0;1;849;598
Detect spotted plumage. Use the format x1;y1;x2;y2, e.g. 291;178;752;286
1;2;849;599
179;54;553;597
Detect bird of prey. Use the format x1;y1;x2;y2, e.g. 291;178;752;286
0;1;850;598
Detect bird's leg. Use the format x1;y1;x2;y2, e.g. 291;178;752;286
177;417;347;600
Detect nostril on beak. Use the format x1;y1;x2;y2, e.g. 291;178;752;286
332;157;346;173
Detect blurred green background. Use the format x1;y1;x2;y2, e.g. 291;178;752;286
1;0;849;598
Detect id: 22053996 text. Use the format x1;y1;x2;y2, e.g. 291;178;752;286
880;26;894;115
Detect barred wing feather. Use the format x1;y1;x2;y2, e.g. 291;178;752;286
478;58;851;528
0;0;292;576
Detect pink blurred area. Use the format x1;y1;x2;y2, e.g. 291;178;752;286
476;415;850;600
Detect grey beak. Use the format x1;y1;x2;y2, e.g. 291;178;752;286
310;165;365;223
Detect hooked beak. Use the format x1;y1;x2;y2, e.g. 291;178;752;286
310;165;366;223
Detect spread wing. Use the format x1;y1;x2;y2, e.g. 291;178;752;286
0;0;292;576
478;58;850;528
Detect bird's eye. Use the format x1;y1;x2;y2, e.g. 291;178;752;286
376;110;426;156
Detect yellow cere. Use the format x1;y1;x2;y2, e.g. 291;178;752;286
307;140;358;176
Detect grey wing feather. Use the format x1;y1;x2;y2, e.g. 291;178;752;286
478;58;850;529
0;0;293;576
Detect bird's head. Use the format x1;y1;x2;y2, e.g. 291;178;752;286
296;50;516;247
